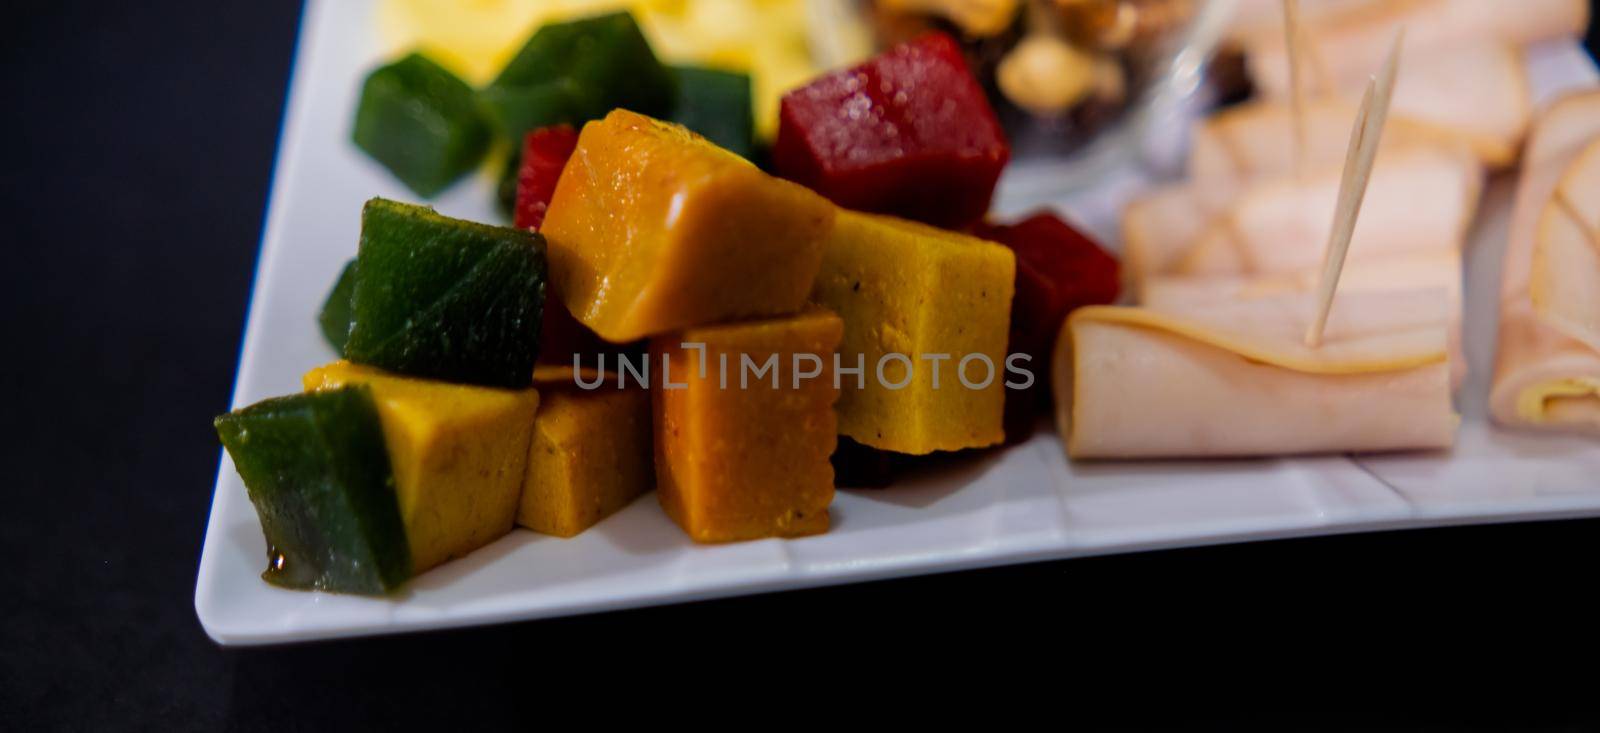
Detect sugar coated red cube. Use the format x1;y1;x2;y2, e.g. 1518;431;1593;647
513;124;620;363
514;124;580;231
973;211;1120;362
972;211;1119;434
773;33;1009;229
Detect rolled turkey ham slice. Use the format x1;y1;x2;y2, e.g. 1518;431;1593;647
1492;92;1600;434
1141;250;1459;309
1492;304;1600;432
1199;43;1529;176
1499;91;1600;300
1141;249;1467;386
1056;288;1457;459
1531;139;1600;354
1245;0;1585;98
1123;145;1481;286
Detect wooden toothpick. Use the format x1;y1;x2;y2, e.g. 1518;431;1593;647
1304;30;1404;348
1282;0;1308;178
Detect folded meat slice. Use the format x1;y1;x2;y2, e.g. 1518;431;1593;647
1120;183;1224;293
1500;91;1600;300
1532;173;1600;352
1492;304;1600;432
1142;249;1467;385
1127;145;1480;283
1142;250;1459;309
1201;43;1529;176
1245;0;1585;97
1056;289;1457;459
1491;91;1600;435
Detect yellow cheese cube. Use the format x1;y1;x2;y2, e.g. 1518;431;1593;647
542;110;835;342
651;308;842;543
518;367;653;538
303;361;539;573
810;211;1016;454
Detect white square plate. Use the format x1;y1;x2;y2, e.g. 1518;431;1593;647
196;0;1600;645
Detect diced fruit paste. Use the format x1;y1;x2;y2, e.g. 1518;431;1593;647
650;308;842;542
214;387;412;595
304;361;539;573
352;53;490;198
345;198;547;389
542;110;833;342
518;367;653;537
811;210;1015;454
773;33;1009;229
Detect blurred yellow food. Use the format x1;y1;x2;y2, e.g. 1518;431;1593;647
376;0;867;138
878;0;1020;37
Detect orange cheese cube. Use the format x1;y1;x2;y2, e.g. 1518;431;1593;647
650;308;842;542
542;110;836;342
517;367;653;538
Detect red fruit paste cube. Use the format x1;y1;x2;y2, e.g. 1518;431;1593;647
514;124;580;231
773;33;1009;229
972;212;1119;438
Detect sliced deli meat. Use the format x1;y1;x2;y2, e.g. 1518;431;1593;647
1056;289;1457;459
1244;0;1585;99
1142;249;1467;386
1491;91;1600;435
1125;144;1481;285
1204;43;1530;175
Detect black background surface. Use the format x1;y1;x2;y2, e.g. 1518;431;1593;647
4;1;1600;727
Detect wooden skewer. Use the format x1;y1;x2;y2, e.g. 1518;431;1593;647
1304;30;1404;348
1282;0;1308;177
